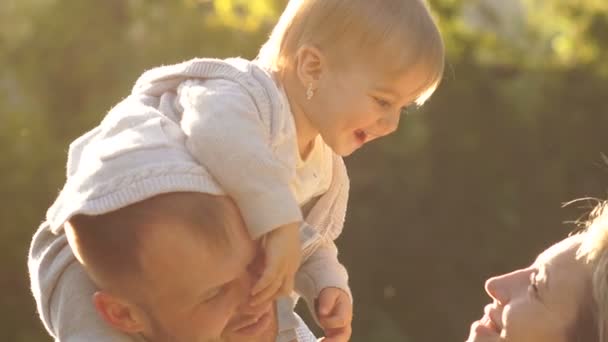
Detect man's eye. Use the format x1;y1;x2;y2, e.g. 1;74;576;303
202;287;224;303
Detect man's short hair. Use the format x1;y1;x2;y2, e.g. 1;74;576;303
65;192;239;294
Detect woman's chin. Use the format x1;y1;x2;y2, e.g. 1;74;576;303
466;319;500;342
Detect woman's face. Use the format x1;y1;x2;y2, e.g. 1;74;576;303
467;235;590;342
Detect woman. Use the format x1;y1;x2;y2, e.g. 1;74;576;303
466;201;607;342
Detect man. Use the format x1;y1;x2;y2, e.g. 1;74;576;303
28;110;317;341
29;192;316;342
64;192;311;342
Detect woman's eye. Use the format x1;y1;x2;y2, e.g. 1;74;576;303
528;272;540;296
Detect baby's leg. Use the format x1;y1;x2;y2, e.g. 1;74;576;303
28;222;134;342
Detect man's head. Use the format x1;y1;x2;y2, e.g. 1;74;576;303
65;192;278;342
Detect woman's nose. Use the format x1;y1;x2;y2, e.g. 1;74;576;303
484;268;530;305
485;275;508;304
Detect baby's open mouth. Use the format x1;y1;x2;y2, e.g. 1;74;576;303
355;129;381;144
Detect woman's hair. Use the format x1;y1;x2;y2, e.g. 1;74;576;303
257;0;445;106
575;200;608;342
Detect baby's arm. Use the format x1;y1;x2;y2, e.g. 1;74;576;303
296;239;352;342
295;238;352;317
28;222;135;342
178;79;302;239
178;79;302;299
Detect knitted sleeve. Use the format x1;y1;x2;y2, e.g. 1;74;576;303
294;237;352;323
178;79;302;239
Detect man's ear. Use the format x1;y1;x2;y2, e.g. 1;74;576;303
294;44;326;87
93;291;147;334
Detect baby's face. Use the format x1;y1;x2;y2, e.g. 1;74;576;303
307;60;429;156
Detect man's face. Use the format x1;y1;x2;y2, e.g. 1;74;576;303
133;203;278;342
220;301;278;342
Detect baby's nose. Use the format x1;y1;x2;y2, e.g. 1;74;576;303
376;114;400;136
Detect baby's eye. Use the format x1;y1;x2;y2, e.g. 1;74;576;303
400;105;416;116
373;97;392;108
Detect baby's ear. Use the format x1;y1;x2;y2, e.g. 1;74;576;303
92;291;147;334
295;44;325;85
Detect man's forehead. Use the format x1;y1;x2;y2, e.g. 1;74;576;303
138;227;255;304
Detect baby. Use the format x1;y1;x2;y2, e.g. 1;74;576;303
31;0;444;341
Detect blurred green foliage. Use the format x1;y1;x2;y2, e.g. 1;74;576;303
1;0;607;341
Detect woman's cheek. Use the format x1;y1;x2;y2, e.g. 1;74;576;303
501;301;541;342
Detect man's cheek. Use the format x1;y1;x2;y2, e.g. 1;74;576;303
198;303;238;339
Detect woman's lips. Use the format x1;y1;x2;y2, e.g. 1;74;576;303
483;304;502;332
480;314;499;332
471;318;499;339
468;306;501;341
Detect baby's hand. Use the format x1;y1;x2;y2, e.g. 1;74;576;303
316;287;353;342
250;222;301;306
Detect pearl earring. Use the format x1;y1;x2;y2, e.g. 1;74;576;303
306;83;315;100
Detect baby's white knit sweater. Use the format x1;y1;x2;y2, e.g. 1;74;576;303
30;58;350;341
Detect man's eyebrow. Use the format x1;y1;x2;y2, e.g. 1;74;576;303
198;278;231;299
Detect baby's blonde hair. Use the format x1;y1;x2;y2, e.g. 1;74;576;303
577;200;608;342
257;0;445;106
